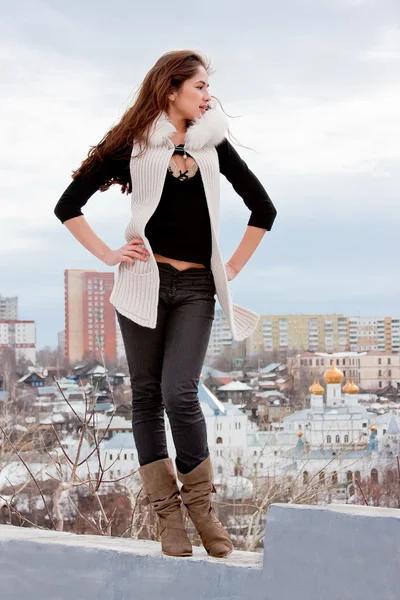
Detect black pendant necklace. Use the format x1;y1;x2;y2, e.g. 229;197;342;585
174;144;190;160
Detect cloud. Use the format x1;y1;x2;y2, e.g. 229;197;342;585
1;0;399;347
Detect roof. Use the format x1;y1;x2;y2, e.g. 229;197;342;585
370;412;400;429
199;383;226;414
101;432;136;451
284;405;369;423
218;381;253;392
18;372;45;383
387;415;400;435
259;363;282;374
247;431;299;448
37;387;59;395
201;365;230;378
96;415;132;430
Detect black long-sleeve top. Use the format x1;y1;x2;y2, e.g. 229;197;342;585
54;138;277;267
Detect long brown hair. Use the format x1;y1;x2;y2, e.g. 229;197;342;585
72;50;216;195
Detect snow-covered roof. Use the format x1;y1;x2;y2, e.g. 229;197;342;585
259;363;282;374
101;432;136;451
37;386;59;395
201;365;230;378
199;383;226;414
370;412;400;430
217;381;253;392
96;416;132;430
386;415;400;435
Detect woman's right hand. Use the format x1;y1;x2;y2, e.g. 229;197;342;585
102;238;150;267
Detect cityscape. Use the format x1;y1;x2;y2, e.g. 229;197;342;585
1;268;399;544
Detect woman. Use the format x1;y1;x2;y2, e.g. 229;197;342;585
54;50;277;558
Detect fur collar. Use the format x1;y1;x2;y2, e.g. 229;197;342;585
148;99;228;150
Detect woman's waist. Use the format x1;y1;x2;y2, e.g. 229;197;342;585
157;260;215;292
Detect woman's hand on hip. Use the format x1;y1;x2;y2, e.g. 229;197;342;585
225;262;238;281
102;239;150;267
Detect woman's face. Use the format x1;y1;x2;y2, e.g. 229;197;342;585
169;66;212;121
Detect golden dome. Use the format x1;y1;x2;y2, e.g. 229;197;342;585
347;379;359;394
309;379;324;395
369;424;377;431
297;430;303;437
323;360;344;384
343;379;351;394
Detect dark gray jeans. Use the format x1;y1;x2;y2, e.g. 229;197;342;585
116;262;216;474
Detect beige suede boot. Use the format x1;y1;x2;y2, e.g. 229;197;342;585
178;456;233;558
139;458;192;557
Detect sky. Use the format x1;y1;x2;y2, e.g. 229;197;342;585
1;0;399;348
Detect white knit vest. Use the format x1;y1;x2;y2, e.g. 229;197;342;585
109;101;260;341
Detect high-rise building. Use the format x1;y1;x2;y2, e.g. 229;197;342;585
64;270;116;364
348;317;400;353
208;309;233;357
0;320;36;364
246;314;348;355
0;295;18;320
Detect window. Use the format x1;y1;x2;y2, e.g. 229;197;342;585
349;485;355;497
319;471;325;485
124;454;127;460
260;462;264;468
216;437;223;444
383;429;386;435
362;423;367;428
388;370;392;376
344;435;349;443
109;454;113;461
355;470;361;482
378;358;382;365
335;435;340;443
378;370;382;377
253;450;257;456
332;471;338;485
347;470;353;483
303;471;309;484
388;358;391;365
326;435;331;443
217;466;223;474
130;453;134;460
371;468;378;484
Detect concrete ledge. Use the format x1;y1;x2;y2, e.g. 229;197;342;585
1;504;399;600
263;504;400;600
0;524;262;600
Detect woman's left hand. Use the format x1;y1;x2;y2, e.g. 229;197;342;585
225;262;238;281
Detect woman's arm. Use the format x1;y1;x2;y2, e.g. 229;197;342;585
63;216;148;266
226;225;266;279
217;138;277;279
55;154;148;266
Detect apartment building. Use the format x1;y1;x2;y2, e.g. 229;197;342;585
64;270;116;364
0;320;36;363
348;316;400;352
246;314;348;355
0;295;18;320
208;309;233;357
